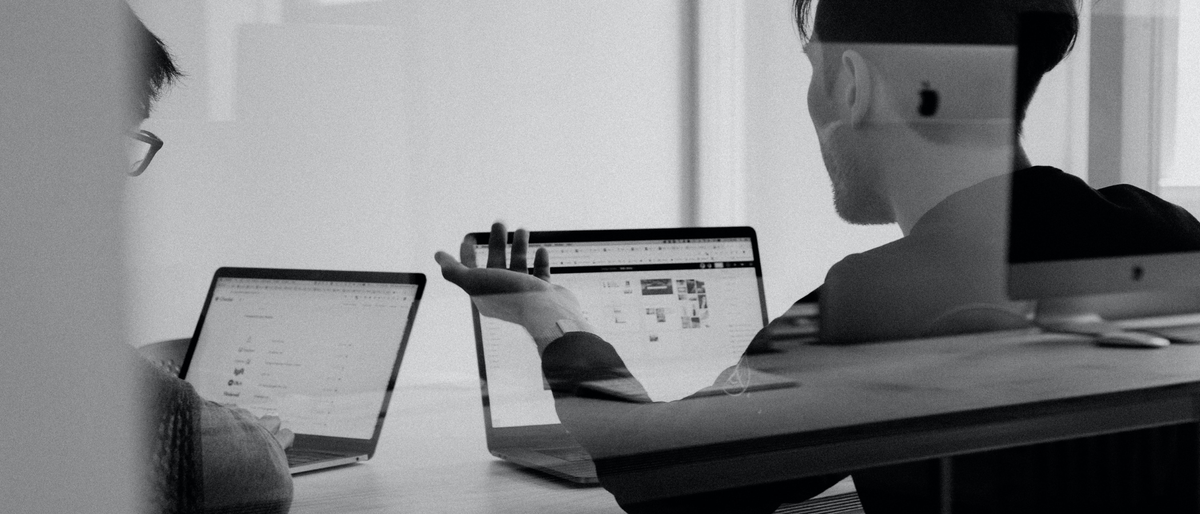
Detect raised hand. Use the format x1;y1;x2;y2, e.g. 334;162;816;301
435;222;554;297
435;222;594;351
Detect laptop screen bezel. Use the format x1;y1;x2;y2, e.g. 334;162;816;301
180;267;426;458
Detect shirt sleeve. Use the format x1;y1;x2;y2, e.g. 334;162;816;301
541;331;652;403
139;356;205;514
197;398;294;514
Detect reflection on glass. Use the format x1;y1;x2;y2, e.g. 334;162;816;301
122;0;1200;512
810;42;1023;343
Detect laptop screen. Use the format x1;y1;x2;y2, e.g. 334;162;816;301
475;230;765;428
185;276;420;440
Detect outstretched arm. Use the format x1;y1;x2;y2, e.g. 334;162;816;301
435;224;845;510
435;222;651;400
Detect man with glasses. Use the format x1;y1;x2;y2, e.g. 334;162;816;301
121;4;295;513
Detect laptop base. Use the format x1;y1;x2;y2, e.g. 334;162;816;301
492;448;599;484
289;453;368;475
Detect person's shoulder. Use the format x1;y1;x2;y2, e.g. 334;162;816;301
1011;165;1092;204
826;231;941;277
1099;183;1200;244
1098;182;1187;212
1020;165;1172;209
132;345;207;513
1017;164;1200;256
1016;165;1073;179
132;345;202;409
821;243;931;315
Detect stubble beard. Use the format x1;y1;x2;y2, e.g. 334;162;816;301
822;141;893;225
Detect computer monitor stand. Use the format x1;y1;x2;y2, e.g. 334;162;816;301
1031;293;1200;347
1032;296;1125;336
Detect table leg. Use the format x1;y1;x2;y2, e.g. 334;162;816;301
938;457;953;514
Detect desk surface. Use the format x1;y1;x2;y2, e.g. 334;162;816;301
289;379;623;513
288;329;1200;511
592;329;1200;503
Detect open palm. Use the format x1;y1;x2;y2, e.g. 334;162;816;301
435;222;589;347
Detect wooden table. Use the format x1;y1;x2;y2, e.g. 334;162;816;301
289;328;1200;512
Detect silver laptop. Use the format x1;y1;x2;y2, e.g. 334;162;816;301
181;267;425;474
470;227;780;483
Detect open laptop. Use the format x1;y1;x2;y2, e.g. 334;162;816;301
470;227;781;483
180;267;425;474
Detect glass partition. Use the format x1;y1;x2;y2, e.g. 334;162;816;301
115;1;1200;513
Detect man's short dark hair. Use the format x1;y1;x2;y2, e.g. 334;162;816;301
794;0;1079;126
122;2;182;118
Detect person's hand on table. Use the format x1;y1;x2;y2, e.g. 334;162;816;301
254;412;295;451
201;403;294;511
435;221;595;353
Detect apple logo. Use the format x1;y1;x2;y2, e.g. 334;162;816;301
919;81;939;117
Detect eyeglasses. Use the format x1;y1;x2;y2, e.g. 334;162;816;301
126;129;163;176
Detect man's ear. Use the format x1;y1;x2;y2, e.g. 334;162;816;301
839;49;872;128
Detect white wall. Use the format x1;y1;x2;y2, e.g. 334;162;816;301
127;0;1090;384
128;0;905;363
129;0;1099;362
1022;0;1092;180
127;1;689;383
0;3;139;511
1166;0;1200;186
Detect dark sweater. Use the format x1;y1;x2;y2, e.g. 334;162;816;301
140;351;293;514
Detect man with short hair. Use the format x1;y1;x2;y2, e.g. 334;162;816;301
437;0;1200;512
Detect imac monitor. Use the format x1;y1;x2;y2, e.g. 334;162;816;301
1008;173;1200;331
1007;10;1200;336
